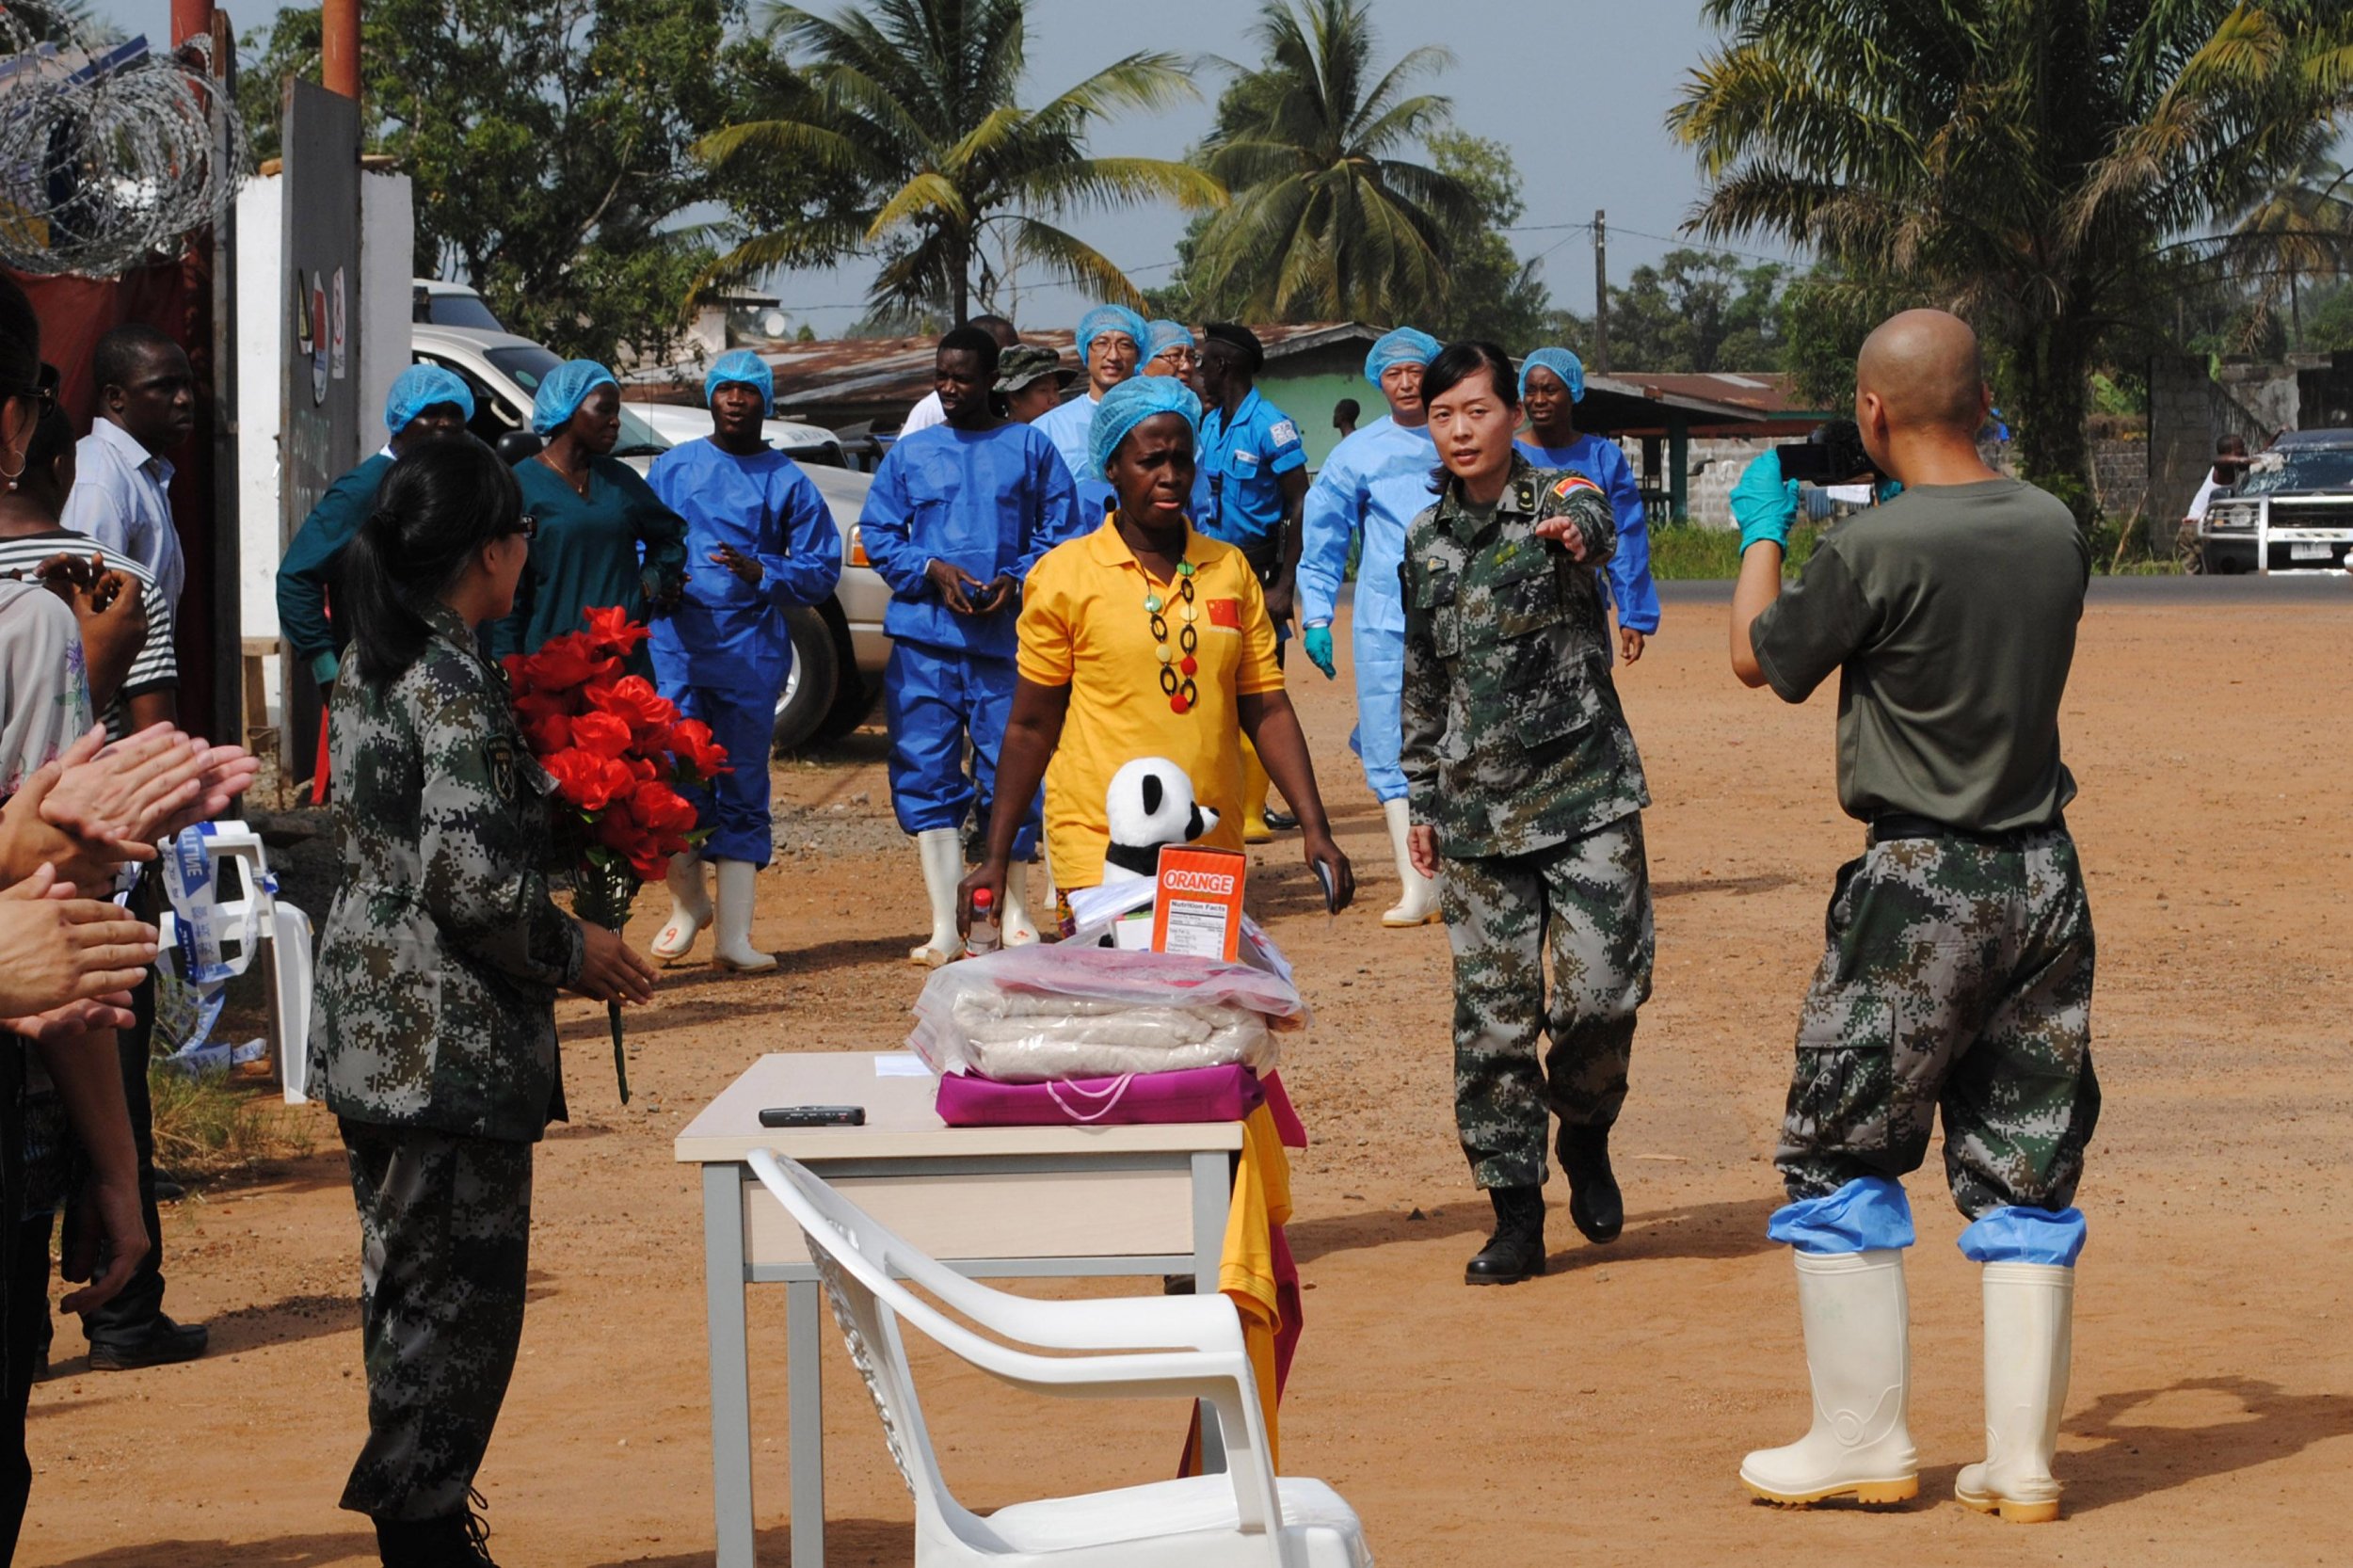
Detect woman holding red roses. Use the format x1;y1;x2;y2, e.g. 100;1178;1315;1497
310;438;657;1565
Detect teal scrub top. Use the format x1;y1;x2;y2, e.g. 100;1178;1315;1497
488;456;687;665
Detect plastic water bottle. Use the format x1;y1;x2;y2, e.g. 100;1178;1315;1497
967;887;999;957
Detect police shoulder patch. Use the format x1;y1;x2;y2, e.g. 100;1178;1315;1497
1268;419;1299;446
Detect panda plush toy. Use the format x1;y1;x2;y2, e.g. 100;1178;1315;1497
1102;757;1219;884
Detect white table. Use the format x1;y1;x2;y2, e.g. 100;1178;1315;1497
675;1051;1245;1568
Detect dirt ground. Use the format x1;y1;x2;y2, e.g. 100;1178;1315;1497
16;587;2353;1568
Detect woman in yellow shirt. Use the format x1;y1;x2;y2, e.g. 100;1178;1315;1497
963;376;1353;920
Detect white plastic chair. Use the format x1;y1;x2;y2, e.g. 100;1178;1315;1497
154;821;315;1103
745;1150;1371;1567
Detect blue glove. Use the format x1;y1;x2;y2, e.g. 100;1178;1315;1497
1736;484;1799;555
1304;625;1337;679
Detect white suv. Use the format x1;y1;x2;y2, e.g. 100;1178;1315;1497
409;323;888;749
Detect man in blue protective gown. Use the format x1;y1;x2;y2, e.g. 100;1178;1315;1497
646;349;842;973
1031;303;1145;485
1514;346;1660;665
863;326;1080;964
1195;322;1309;842
1727;310;2097;1523
1296;326;1443;926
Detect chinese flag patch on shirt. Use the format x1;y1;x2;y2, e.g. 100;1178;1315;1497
1208;598;1242;629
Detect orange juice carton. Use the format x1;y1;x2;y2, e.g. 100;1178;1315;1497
1150;845;1247;962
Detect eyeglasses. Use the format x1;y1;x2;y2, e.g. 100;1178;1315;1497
516;513;539;540
4;364;57;420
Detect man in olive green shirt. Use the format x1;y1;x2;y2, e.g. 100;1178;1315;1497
1726;311;2099;1526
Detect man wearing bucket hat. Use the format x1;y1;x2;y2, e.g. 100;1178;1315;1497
1296;325;1445;925
1032;303;1147;483
644;349;842;973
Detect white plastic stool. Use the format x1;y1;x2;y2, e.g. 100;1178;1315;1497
155;821;315;1104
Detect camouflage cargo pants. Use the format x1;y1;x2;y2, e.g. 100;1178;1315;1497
339;1119;534;1522
1778;829;2100;1218
1444;815;1654;1190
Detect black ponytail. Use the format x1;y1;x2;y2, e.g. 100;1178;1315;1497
340;436;523;685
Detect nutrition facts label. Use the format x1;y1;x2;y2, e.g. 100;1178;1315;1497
1159;898;1233;959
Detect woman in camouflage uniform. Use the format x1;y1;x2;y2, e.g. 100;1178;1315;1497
310;439;656;1567
1401;341;1655;1287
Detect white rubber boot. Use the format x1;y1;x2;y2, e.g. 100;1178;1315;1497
909;828;965;968
650;854;712;963
1739;1249;1919;1507
710;859;777;972
1380;797;1441;927
1001;862;1041;947
1956;1262;2074;1524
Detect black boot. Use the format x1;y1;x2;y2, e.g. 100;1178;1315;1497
373;1498;499;1568
1558;1123;1624;1243
1464;1185;1546;1285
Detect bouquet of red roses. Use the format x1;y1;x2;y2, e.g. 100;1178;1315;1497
504;605;731;1101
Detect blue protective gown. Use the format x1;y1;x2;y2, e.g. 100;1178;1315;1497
1030;391;1103;483
1516;434;1661;639
861;421;1080;858
1296;415;1438;802
645;439;842;865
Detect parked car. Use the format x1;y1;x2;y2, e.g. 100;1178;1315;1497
2197;429;2353;574
410;324;887;749
412;278;504;331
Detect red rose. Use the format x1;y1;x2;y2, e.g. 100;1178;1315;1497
669;718;732;777
523;632;616;693
541;748;634;812
520;709;571;755
587;674;678;742
581;604;651;656
569;710;633;760
629;778;700;839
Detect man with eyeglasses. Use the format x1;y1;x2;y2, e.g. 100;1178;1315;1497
61;324;195;613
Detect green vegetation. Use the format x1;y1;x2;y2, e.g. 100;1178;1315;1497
149;1066;314;1180
1672;0;2353;522
1649;520;1821;581
697;0;1215;324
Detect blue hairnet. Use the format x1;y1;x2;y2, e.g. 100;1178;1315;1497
1144;319;1194;361
704;348;775;417
1364;327;1440;390
531;360;618;436
383;364;475;435
1089;374;1201;480
1077;304;1149;363
1520;346;1586;404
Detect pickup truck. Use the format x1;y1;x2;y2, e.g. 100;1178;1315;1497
2196;428;2353;575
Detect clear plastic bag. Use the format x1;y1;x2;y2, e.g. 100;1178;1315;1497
908;936;1308;1083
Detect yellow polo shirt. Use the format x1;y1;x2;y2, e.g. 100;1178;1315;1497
1017;518;1284;889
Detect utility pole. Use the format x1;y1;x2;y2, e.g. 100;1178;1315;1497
1593;209;1610;375
324;0;361;97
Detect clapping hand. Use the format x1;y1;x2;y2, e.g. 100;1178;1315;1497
40;725;264;856
0;864;158;1017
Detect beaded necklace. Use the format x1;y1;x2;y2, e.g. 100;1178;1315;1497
1145;559;1200;714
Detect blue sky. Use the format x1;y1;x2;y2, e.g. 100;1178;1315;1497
87;0;1794;333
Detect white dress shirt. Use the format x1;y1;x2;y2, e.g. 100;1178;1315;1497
60;418;183;611
900;389;947;436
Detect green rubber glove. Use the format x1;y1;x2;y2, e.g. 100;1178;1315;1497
1304;625;1337;679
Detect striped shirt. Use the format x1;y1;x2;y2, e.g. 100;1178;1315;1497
0;530;176;738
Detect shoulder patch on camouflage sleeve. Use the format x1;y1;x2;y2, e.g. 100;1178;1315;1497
1552;473;1604;500
486;736;518;802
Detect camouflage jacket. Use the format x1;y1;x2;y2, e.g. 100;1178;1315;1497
1401;456;1650;859
309;603;585;1143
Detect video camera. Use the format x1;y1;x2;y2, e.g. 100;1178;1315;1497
1776;420;1881;486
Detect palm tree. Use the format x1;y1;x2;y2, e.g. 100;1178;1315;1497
698;0;1222;324
1184;0;1480;323
2226;152;2353;345
1670;0;2353;520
